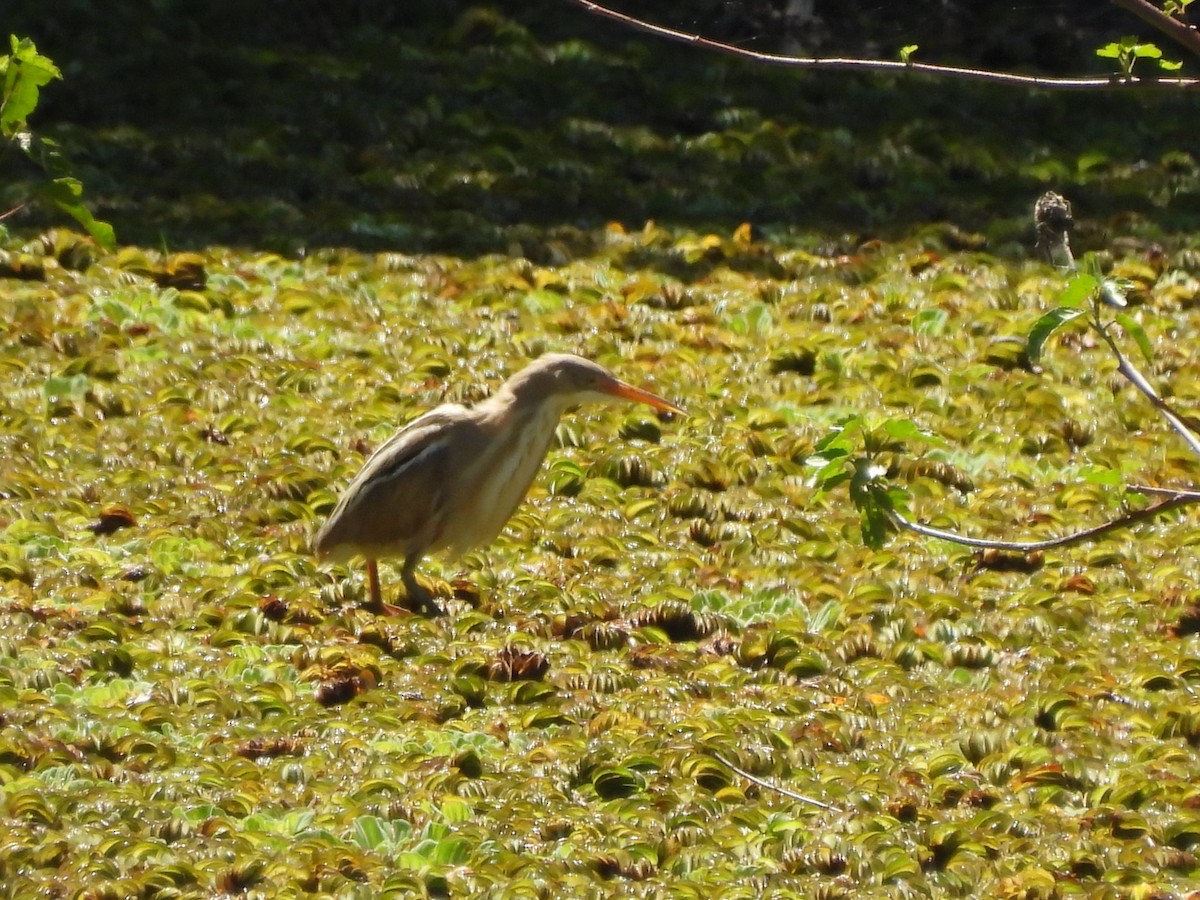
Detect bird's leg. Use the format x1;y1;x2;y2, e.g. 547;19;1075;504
367;559;382;609
402;555;444;617
363;559;407;616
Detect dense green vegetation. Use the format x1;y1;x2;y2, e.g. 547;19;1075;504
4;2;1200;897
5;1;1200;252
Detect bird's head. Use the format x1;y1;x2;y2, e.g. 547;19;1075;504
508;353;683;417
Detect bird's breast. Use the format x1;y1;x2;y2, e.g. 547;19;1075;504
443;403;562;557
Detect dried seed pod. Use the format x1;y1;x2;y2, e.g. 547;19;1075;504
233;736;304;760
89;506;138;536
487;646;549;682
699;630;739;657
259;596;289;621
1169;605;1200;638
314;669;375;707
1034;191;1074;268
975;549;1044;573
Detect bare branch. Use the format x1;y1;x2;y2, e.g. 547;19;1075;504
887;491;1199;552
711;751;837;811
563;0;1200;90
0;202;29;222
1109;0;1200;59
1035;190;1200;459
1095;323;1200;458
1131;483;1200;499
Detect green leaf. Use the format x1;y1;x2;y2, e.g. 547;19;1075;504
1081;254;1106;281
38;177;116;251
352;815;392;851
1132;43;1162;59
809;453;851;492
858;495;890;550
1027;307;1087;363
814;468;852;495
912;308;947;336
899;44;919;64
811;434;854;464
1115;312;1154;365
429;837;472;865
808;439;851;463
440;797;472;824
1076;151;1109;175
1159;59;1183;71
1080;466;1122;487
883;418;943;445
729;303;774;337
44;372;90;411
521;289;565;315
1;36;62;136
848;458;895;550
813;417;863;456
1094;42;1122;59
1056;274;1099;308
593;766;645;799
808;599;843;632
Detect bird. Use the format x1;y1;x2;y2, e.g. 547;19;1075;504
313;353;683;615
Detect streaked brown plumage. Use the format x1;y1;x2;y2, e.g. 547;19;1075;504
314;353;683;614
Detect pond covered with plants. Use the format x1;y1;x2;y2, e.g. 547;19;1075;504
4;2;1200;897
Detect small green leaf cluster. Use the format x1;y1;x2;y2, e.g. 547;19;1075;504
1;35;114;250
1027;258;1152;367
1095;36;1183;75
811;417;940;548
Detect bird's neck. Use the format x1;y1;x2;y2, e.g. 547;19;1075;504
482;388;567;446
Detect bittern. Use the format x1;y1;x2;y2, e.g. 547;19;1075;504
313;353;683;615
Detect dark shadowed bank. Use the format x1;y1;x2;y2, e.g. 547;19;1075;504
4;0;1199;253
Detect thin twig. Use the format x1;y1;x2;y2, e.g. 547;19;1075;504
711;752;837;811
1109;0;1200;59
563;0;1200;90
0;202;30;222
1095;324;1200;459
1040;190;1200;460
887;491;1199;552
1130;483;1200;500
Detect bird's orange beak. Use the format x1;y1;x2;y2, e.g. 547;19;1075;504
604;380;684;416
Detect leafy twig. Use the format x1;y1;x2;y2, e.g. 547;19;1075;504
1109;0;1200;59
711;752;837;811
886;491;1199;552
563;0;1200;90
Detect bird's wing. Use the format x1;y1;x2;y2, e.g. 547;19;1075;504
357;405;464;469
314;407;467;560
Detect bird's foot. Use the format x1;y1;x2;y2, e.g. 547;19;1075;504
403;579;445;617
362;596;413;617
417;595;446;617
